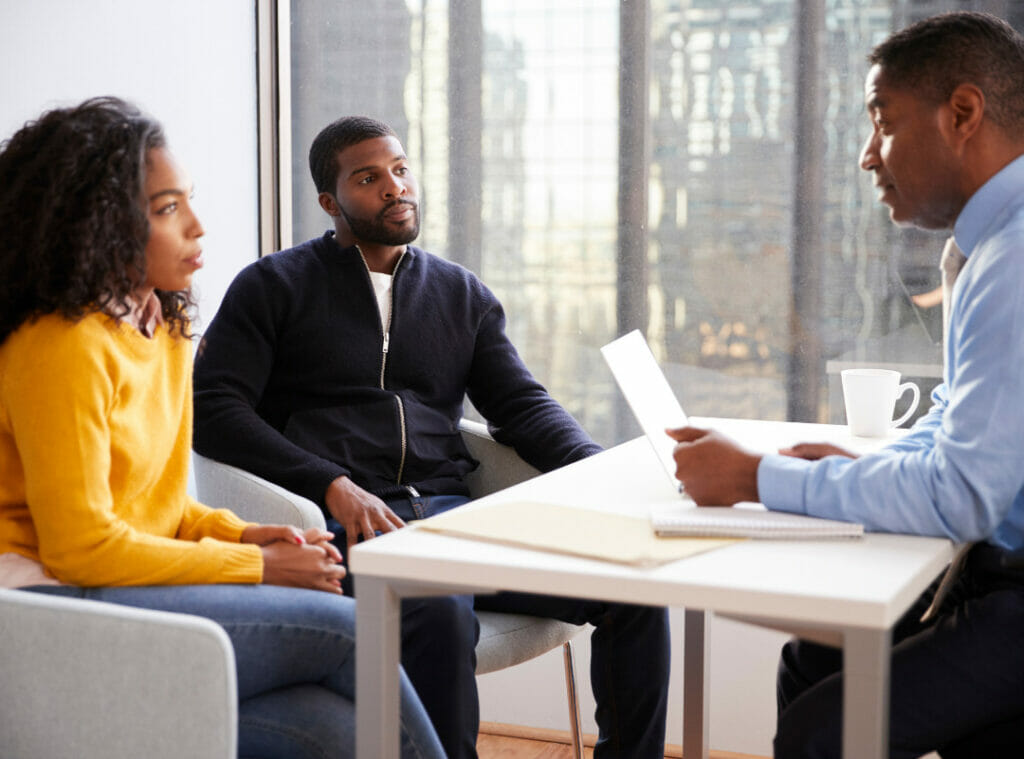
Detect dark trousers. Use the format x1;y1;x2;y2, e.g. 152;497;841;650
334;494;671;759
774;543;1024;759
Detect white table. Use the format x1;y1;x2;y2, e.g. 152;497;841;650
351;417;954;758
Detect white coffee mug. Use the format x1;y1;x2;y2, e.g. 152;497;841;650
841;368;920;438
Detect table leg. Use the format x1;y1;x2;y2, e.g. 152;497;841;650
842;627;891;758
683;609;710;759
356;575;403;759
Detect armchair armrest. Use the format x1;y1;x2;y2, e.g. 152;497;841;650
0;587;236;759
193;452;326;530
458;418;541;498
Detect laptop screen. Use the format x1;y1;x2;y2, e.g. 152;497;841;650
601;330;687;490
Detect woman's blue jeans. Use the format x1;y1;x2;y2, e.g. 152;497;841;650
25;583;444;759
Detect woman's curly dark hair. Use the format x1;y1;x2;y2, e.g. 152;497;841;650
0;96;196;343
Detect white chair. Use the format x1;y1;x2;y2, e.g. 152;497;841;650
0;586;236;759
193;418;586;758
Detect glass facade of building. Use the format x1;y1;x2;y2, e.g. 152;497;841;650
288;0;1024;447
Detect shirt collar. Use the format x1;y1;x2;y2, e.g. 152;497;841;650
954;153;1024;258
105;291;164;338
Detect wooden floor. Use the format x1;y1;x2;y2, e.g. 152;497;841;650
476;724;765;759
476;732;596;758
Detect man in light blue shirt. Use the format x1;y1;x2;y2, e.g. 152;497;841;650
670;11;1024;759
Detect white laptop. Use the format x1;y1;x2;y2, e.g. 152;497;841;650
600;330;687;491
600;330;863;539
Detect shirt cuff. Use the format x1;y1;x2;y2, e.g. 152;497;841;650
757;453;813;514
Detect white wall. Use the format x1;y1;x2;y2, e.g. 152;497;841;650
0;0;260;328
478;609;789;757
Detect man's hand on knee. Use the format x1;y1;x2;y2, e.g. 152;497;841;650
325;475;406;550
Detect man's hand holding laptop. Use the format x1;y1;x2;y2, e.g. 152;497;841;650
666;426;760;506
601;330;862;508
667;427;858;506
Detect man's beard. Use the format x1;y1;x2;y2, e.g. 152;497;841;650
340;200;420;246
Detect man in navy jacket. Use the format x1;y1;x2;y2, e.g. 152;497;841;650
194;115;670;759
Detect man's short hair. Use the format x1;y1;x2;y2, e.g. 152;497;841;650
869;11;1024;138
308;116;397;194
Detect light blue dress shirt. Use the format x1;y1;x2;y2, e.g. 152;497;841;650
759;154;1024;551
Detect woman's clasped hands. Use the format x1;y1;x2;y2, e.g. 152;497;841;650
241;524;346;594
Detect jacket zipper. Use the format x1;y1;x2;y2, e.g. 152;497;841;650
357;246;409;485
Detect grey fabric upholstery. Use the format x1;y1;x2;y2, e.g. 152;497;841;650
0;586;236;759
192;452;323;530
193;417;587;754
472;610;582;674
458;418;543;497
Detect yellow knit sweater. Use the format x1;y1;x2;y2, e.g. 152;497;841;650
0;312;263;585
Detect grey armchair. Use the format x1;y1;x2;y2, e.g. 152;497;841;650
192;417;586;758
0;586;236;759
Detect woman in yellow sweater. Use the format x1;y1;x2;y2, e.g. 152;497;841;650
0;97;442;758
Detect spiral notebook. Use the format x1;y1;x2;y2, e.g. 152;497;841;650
648;503;863;539
601;330;864;540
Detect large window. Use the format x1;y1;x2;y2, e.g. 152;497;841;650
284;0;1024;448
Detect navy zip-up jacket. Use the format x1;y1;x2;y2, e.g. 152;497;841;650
193;232;601;510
